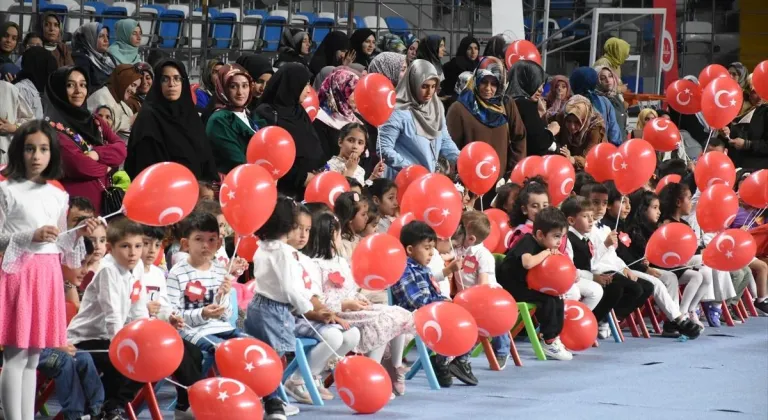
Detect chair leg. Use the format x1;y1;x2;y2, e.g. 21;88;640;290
742;289;759;317
508;332;523;367
278;384;290;403
646;297;662;334
608;310;624;343
624;313;640;338
721;301;735;326
294;340;324;406
410;337;440;390
480;337;500;371
403;338;416;363
635;308;651;338
736;301;748;320
518;303;546;361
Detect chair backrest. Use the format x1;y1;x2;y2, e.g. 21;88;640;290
112;1;136;17
157;9;184;49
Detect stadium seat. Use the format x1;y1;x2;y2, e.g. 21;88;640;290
112;1;136;17
364;15;388;34
384;16;411;40
310;13;335;50
138;5;164;47
211;11;236;49
242;10;265;51
101;6;129;43
156;8;185;49
261;13;286;52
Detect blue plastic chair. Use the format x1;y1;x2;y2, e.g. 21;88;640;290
261;14;285;52
387;289;440;390
384;16;410;40
281;337;324;406
101;6;128;43
310;15;334;49
607;310;623;343
156;9;185;48
211;11;237;49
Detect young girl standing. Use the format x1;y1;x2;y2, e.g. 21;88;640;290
367;178;398;233
0;121;97;420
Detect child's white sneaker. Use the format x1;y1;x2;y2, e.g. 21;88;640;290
541;337;573;361
284;376;312;405
313;376;334;400
597;322;611;339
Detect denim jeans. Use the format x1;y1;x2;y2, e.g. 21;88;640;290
38;348;105;420
491;333;511;358
194;328;250;355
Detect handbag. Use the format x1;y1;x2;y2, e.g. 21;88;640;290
98;177;124;216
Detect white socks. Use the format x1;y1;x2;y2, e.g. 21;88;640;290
0;346;41;420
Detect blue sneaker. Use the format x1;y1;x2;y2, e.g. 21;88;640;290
702;302;721;327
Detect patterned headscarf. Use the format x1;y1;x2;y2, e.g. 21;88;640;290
368;52;406;87
563;94;604;148
457;56;508;128
211;63;253;112
545;75;571;118
594;64;619;98
318;67;360;123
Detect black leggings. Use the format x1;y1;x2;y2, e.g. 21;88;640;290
507;282;565;341
592;274;654;322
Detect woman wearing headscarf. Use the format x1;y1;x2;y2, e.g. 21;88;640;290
254;63;326;199
594;64;627;136
377;33;406;54
545;75;571;119
404;35;419;66
235;54;274;119
593;37;630;92
312;65;335;91
308;30;351;75
0;22;20;65
728;62;752;119
313;67;361;158
87;64;142;141
126;59;218;181
274;28;311;70
569;66;622;145
483;35;508;64
13;46;57;118
447;56;524;178
71;22;115;91
441;36;479;97
206;64;258;174
416;35;446;82
368;51;407;87
130;62;153;107
195;59;224;112
506;60;560;157
632;108;658;138
378;59;459;179
45;66;127;215
107;18;142;65
349;29;377;68
37;12;73;67
555;94;606;170
0;79;34;163
724;73;768;170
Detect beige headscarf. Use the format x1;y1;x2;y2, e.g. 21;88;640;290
395;59;444;139
564;94;604;147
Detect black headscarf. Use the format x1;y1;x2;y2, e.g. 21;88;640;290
505;60;547;100
43;66;103;145
126;59;218;181
309;31;350;75
453;36;480;73
237;53;274;81
416;35;445;75
483;35;508;62
14;46;57;93
349;29;376;68
275;28;309;68
0;22;20;64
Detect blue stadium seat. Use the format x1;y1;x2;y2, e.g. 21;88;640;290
156;9;184;49
84;1;106;16
384;16;410;39
101;6;129;43
295;11;316;26
211;11;236;49
550;0;575;9
310;14;335;49
261;14;285;52
40;3;68;31
242;10;265;51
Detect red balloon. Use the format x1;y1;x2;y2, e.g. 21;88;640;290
701;77;744;129
646;222;698;268
510;155;543;185
301;86;319;121
484;208;512;254
215;337;282;398
401;173;463;238
696;184;739;232
540;155;575;206
387;212;415;240
414;301;478;357
698;64;729;90
49;180;65;191
394;165;430;204
694;151;736;191
334;356;392;414
304;171;350;209
457;142;501;195
612;139;657;195
482;216;500;254
354;73;396;126
665;78;702;115
123;162;198;226
703;229;757;271
584;143;617;182
753;60;768;101
108;319;184;382
560;300;598;351
236;235;259;262
220;164;277;236
246;127;296;179
454;285;518;338
351;233;407;290
655;174;681;195
527;254;576;296
189;378;262;420
738;169;768;208
504;40;542;68
643;117;681;152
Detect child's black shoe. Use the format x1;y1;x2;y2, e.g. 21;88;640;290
449;358;478;386
429;355;453;388
677;318;702;339
661;321;681;338
264;397;287;420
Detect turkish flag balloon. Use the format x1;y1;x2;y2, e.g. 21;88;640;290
400;173;463;238
484;208;512;253
527;254;576;296
696;184;739;232
454;285;518;338
387;212;415;240
457;142;501;195
301;86;319;121
643;117;681;152
510;155;543;185
334;356;392;414
215;338;282;397
189;378;262;420
703;229;757;271
123;162;198;226
482;216;500;254
540;155;575;206
646;222;698;268
414;301;478;357
738;169;768;208
109;319;184;382
505;40;542;68
220;164;277;236
584;143;617;182
351;233;407;290
694;151;736;191
236;235;259;262
246;127;295;179
394;165;430;204
304;171;350;209
698;64;729;90
612;139;657;195
753;60;768;101
655;174;681;195
355;73;396;126
665;78;702;115
560;300;598;351
702;77;744;129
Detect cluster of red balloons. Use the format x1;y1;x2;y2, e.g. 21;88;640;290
667;64;747;129
508;155;575;206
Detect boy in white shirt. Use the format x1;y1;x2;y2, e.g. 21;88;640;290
561;196;605;310
67;217;149;419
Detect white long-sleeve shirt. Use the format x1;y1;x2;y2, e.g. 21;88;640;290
252;240;314;315
565;227;597;283
587;222;628;274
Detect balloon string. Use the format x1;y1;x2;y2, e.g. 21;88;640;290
179;323;221;348
669;264;699;272
614;196;623;232
162;377;189;390
744;207;766;231
300;314;343;359
60;208;124;236
480;194;484;212
449;241;465;292
226;237;242;276
703;129;715;152
625;256;645;268
81;349;110;353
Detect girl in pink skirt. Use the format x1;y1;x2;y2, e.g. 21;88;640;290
0;120;98;420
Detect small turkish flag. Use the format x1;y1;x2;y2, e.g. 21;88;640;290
462;255;478;274
302;269;312;290
619;232;632;247
130;280;142;303
185;281;206;302
328;271;344;288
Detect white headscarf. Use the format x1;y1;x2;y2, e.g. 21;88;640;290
395;59;444;139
